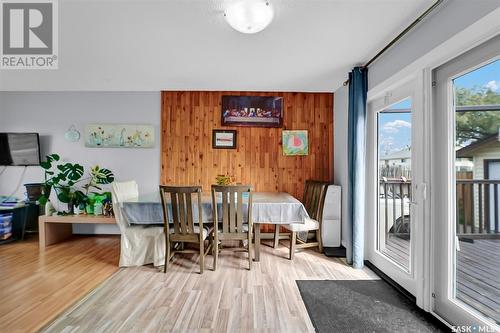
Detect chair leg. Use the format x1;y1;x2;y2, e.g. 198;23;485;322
248;230;252;271
317;228;323;253
289;231;296;260
273;225;280;248
199;238;205;274
164;235;170;273
254;223;261;262
213;236;218;271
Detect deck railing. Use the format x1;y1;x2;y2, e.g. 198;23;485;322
379;178;412;237
379;178;500;239
456;179;500;238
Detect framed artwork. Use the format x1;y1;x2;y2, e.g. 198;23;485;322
85;124;155;148
282;130;308;156
221;95;283;128
212;130;237;149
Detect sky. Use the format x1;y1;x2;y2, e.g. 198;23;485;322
378;59;499;158
453;59;500;90
378;99;412;157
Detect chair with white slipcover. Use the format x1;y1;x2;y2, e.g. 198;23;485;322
112;181;165;267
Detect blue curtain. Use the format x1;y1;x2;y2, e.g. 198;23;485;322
347;67;368;269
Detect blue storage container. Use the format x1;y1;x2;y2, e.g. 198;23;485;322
0;213;13;240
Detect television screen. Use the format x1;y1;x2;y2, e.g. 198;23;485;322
0;133;41;166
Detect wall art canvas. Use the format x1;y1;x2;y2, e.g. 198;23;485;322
85;124;155;148
212;130;237;149
222;95;283;127
282;130;308;156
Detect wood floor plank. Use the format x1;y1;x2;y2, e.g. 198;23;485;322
43;243;378;332
0;235;120;333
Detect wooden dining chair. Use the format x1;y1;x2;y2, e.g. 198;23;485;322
211;185;253;270
159;185;212;274
283;180;328;260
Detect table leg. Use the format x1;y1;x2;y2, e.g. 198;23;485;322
273;224;280;248
254;223;261;262
39;221;72;250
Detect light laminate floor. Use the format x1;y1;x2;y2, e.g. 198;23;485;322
0;235;120;333
44;241;378;333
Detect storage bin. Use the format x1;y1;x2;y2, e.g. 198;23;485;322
0;213;13;240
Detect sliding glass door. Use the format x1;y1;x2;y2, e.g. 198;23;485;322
367;79;424;295
433;34;500;329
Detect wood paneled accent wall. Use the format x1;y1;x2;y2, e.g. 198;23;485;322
161;91;334;202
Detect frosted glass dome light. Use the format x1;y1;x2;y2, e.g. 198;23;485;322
224;0;274;34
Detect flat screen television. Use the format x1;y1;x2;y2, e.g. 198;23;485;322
0;133;41;166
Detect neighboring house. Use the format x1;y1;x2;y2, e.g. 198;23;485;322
381;148;473;171
380;149;411;179
456;133;500;180
380;149;411;168
456;133;500;231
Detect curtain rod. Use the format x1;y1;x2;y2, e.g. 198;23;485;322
343;0;444;86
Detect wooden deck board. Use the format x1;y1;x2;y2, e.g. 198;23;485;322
382;235;410;269
384;235;500;323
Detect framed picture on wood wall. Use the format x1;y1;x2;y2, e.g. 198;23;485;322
221;95;283;127
212;130;237;149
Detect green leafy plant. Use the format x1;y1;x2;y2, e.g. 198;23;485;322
38;154;114;211
82;165;115;194
215;174;232;186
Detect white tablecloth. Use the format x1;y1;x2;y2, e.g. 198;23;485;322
122;192;308;225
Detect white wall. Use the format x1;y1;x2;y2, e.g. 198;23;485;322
333;85;349;248
0;92;160;234
369;0;500;90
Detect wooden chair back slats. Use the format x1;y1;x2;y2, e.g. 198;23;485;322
303;181;313;214
159;186;203;236
303;180;329;221
239;192;244;232
229;192;236;233
178;193;187;233
221;192;229;233
211;185;253;235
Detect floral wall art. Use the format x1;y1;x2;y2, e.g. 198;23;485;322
282;130;308;156
85;124;155;148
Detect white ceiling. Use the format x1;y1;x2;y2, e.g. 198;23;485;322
0;0;434;92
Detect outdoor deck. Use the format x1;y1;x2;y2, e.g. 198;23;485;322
384;236;500;324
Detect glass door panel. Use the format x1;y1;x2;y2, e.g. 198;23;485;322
377;98;413;271
453;59;500;324
433;33;500;329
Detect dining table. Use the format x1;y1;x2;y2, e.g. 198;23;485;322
121;191;309;261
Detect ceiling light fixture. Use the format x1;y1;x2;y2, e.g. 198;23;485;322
224;0;274;34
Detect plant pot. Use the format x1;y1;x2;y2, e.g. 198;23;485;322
67;201;75;215
24;183;51;202
42;185;52;198
45;201;55;216
85;204;94;215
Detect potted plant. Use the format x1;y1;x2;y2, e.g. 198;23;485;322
38;154;114;215
215;174;232;186
39;154;84;213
